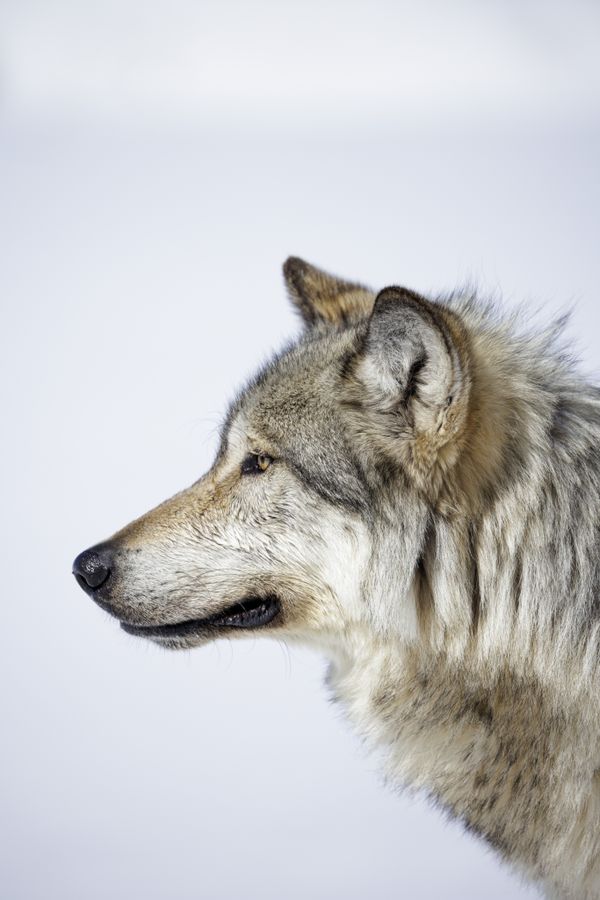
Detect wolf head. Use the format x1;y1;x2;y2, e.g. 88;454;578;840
73;259;474;650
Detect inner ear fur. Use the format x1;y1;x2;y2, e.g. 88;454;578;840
283;257;375;328
352;286;472;483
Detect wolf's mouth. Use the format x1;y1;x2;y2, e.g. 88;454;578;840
120;595;281;639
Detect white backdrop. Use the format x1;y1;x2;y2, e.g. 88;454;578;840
1;3;599;898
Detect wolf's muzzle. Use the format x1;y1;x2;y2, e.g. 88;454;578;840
72;545;113;595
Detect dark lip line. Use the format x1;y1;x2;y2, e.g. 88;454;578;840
120;595;281;638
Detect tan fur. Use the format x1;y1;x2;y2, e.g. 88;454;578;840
284;256;375;327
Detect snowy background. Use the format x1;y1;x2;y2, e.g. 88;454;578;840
1;2;599;898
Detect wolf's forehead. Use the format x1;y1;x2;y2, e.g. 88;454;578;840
218;331;369;512
226;334;369;513
237;334;351;439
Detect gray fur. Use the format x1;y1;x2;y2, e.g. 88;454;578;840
75;259;600;899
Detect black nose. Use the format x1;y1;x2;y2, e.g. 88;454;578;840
73;546;112;593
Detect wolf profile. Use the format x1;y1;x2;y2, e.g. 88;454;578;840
74;259;600;898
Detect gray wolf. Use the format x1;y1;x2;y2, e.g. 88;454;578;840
73;258;600;898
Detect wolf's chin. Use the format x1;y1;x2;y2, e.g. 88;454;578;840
119;595;281;643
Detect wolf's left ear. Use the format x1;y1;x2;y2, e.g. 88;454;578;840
354;287;471;474
283;257;375;328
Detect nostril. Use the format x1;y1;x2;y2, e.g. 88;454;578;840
72;548;112;592
74;572;90;592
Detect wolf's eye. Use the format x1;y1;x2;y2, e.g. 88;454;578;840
241;453;273;475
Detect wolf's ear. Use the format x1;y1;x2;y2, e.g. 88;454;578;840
354;287;471;475
283;257;375;328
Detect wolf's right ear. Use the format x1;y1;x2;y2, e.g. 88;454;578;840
283;257;375;328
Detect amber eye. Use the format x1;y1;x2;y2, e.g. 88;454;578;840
241;453;273;475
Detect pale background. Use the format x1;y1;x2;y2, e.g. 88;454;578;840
1;2;599;898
